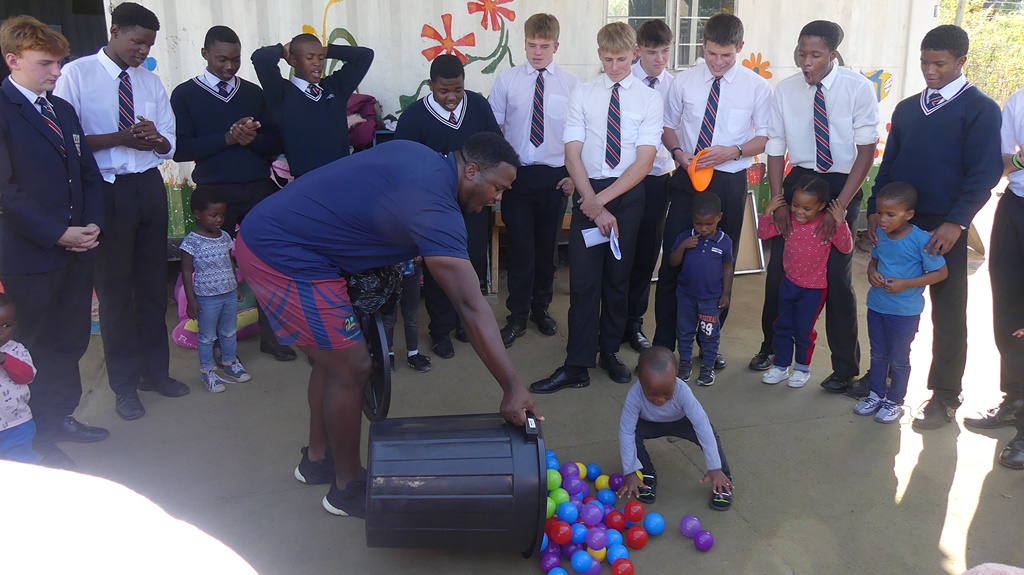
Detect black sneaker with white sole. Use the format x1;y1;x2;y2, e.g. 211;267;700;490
697;366;715;387
294;446;335;485
323;477;368;518
637;471;657;503
709;490;732;511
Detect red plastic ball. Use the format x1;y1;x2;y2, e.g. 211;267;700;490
625;525;648;549
611;558;635;575
551;520;573;545
605;510;626;531
582;496;598;505
545;517;559;536
624;500;645;523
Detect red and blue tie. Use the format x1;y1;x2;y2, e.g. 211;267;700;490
814;83;833;172
529;68;545;147
927;91;944;110
695;77;721;153
117;70;134;131
605;83;621;169
37;97;65;157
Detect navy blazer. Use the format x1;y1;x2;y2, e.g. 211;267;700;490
0;77;104;275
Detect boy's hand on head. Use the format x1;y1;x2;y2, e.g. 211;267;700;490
557;176;575;197
718;293;730;309
924;222;963;256
616;473;643;500
1012;328;1024;338
865;214;881;246
868;269;886;288
186;300;200;321
883;277;907;293
282;42;291;61
701;469;732;495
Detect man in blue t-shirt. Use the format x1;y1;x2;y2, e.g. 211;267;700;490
236;133;539;518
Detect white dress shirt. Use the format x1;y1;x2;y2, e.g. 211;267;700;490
631;62;674;176
766;63;879;174
563;73;663;180
426;92;466;127
54;48;175;183
9;77;45;112
663;61;771;174
489;61;578;167
1001;88;1024;198
200;71;237;94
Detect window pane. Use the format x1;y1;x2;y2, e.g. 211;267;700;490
628;0;667;17
607;0;629;18
698;0;735;16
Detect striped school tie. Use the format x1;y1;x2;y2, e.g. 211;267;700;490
605;83;621;169
117;71;134;131
217;80;231;98
927;91;943;110
695;77;720;153
813;83;833;172
37;97;66;157
645;76;657;88
529;68;545;147
307;83;321;98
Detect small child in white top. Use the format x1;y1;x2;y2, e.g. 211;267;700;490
180;188;250;392
0;294;38;463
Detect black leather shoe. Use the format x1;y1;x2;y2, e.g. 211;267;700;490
139;377;190;398
35;442;75;470
998;432;1024;470
965;399;1022;430
844;373;871;399
599;352;632;384
626;330;652;353
431;337;454;359
912;397;959;430
454;326;470;343
51;416;109;443
260;339;297;361
530;310;558;336
819;373;851;394
530;367;590;394
748;352;772;371
115;391;145;421
500;321;527;348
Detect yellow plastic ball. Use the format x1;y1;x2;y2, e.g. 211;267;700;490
575;462;587;477
588;546;607;562
636;470;643;480
595;475;610;490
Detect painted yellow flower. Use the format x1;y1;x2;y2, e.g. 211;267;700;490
742;52;772;79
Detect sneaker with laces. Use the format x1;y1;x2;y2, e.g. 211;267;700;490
875;400;903;424
709;490;733;511
293;446;335;485
788;370;810;388
697;366;715;387
407;353;431;373
221;361;251;383
854;392;884;416
201;370;226;393
677;360;692;381
323;476;368;518
761;366;790;385
637;471;657;503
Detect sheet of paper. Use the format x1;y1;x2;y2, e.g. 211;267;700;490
581;227;621;260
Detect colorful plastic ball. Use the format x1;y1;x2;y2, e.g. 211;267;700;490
560;462;580;478
623;500;645;523
606;543;629;564
580;503;604;526
556;501;579;524
569;491;583;502
550;521;573;545
570;522;588;544
595;474;610;490
548;458;561;470
578;482;590;498
546;497;556;518
587;546;607;562
550;569;569;575
582;496;597;505
596;488;617;506
605;528;623;548
561;542;583;560
564;476;585;496
608;473;624;491
550;488;570;505
542;538;559;556
611;558;635;575
625;525;648;549
570;550;593;574
575;462;587;477
547;469;563;491
540;552;561;573
583;558;602;575
679;515;702;538
546;449;557;458
605;510;626;531
643;512;666;536
694;530;714;552
542;533;549;549
585;463;602;481
585;527;608;550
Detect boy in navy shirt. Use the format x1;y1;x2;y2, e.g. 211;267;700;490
252;33;372;178
668;193;733;386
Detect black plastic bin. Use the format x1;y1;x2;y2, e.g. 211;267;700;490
365;413;545;556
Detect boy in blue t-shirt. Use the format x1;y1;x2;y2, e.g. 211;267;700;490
667;193;733;386
855;183;948;423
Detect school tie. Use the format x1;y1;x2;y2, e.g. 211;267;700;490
695;77;720;153
927;90;944;110
117;70;134;131
529;68;545;147
813;82;833;172
36;97;66;157
645;76;657;89
307;83;321;98
217;80;231;98
605;82;621;169
449;111;457;124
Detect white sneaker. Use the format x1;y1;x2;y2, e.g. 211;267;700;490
788;370;810;388
761;366;790;385
875;400;903;424
854;392;883;416
201;370;226;393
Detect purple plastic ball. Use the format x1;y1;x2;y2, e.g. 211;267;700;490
570;550;593;574
608;473;624;491
583;560;601;575
562;542;584;560
580;503;603;527
560;462;581;478
694;529;714;552
564;476;585;496
540;552;561;573
578;482;590;498
679;515;702;538
543;539;561;556
571;522;588;544
585;527;608;550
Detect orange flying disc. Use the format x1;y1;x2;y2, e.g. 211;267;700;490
687;148;714;192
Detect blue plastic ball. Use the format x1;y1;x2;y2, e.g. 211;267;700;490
605;529;623;548
546;449;557;458
541;533;550;551
585;463;602;481
643;512;666;536
570;550;593;574
570;522;588;544
606;543;629;565
557;501;579;524
596;488;617;506
550;568;569;575
547;457;561;470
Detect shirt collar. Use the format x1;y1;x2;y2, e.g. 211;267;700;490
601;73;636;89
931;74;968;100
631;62;669;86
290;76;313;92
8;77;44;105
202;71;237;91
701;61;738;84
819;61;840;90
426;93;466;122
529;61;555;77
97;47;129;80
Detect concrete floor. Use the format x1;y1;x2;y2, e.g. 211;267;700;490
57;191;1022;575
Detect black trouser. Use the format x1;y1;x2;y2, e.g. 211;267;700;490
423;209;489;340
756;167;861;380
95;168;170;395
200;178;282;347
501;165;568;324
991;192;1024;430
635;418;731;478
3;258;93;438
653;169;747;349
625;172;670;332
383;265;423;352
565;178;644;367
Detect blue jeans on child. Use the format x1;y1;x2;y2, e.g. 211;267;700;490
675;289;720;368
773;276;827;372
383;261;423;352
197;290;238;372
0;419;38;464
867;309;920;405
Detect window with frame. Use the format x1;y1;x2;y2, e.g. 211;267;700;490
607;0;736;69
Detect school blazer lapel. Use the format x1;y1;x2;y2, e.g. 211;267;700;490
1;78;67;158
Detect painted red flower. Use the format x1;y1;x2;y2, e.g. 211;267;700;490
467;0;516;31
421;13;476;63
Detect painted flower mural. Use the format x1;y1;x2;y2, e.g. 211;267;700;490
467;0;516;31
421;13;477;64
742;52;772;79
